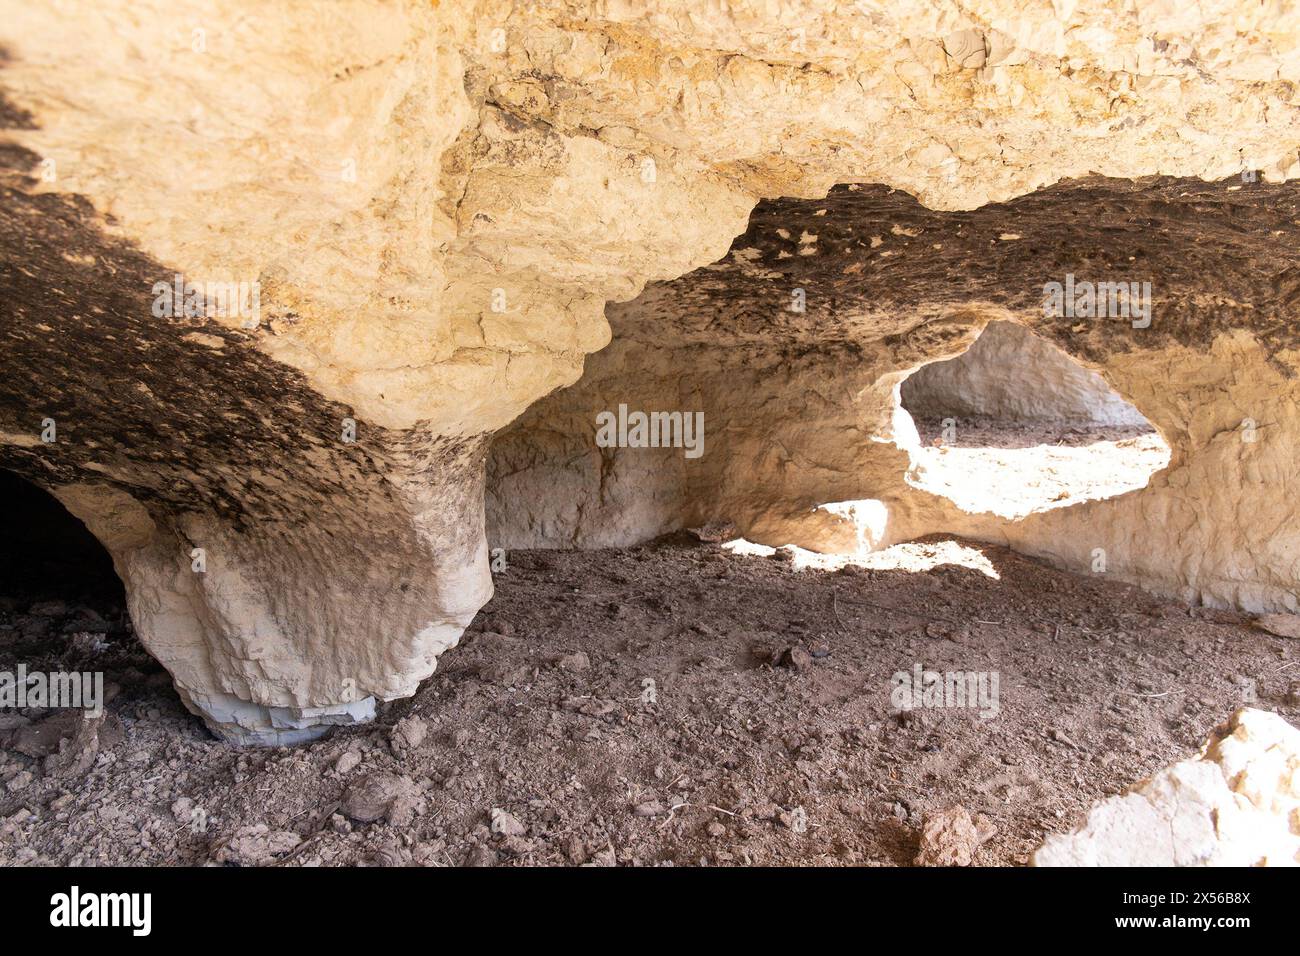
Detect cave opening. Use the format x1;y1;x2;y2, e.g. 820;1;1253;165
896;321;1171;519
0;471;178;794
0;470;133;674
0;471;125;609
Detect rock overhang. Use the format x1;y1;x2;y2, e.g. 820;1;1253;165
2;1;1300;740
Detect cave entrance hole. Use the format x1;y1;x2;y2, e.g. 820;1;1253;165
897;321;1170;519
0;470;136;681
0;471;124;607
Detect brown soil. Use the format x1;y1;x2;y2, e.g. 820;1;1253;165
2;530;1296;867
908;417;1172;519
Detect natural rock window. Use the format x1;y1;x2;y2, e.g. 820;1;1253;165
898;322;1171;520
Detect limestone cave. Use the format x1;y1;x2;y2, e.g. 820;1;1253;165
0;1;1296;886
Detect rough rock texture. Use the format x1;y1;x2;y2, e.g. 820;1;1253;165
489;178;1300;614
901;320;1149;426
340;772;426;827
1256;613;1300;640
1032;708;1300;866
210;825;302;866
915;805;996;866
3;1;1300;738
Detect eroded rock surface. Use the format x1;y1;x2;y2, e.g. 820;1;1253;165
915;805;997;866
490;178;1300;613
1033;708;1300;867
2;1;1300;738
902;321;1149;426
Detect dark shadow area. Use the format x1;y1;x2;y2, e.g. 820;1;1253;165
0;470;125;609
0;471;172;810
0;469;143;704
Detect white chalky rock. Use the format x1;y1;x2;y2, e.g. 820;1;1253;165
1032;709;1300;867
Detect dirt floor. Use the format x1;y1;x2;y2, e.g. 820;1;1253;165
908;417;1172;519
1;529;1296;867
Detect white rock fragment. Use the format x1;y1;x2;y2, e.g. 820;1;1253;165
490;807;527;837
1033;709;1300;867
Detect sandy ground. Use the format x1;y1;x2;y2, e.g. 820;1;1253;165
1;531;1295;867
908;418;1172;519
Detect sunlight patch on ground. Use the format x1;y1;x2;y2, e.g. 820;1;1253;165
906;432;1171;520
722;537;999;578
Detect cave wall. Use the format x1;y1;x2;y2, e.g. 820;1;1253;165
0;159;495;743
900;320;1149;426
489;179;1300;614
3;1;1300;739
